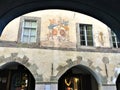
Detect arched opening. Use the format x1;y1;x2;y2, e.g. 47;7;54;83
0;0;120;38
0;62;35;90
116;74;120;90
58;65;101;90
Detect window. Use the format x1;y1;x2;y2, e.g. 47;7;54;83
18;16;40;44
111;31;120;48
22;20;37;43
79;24;93;46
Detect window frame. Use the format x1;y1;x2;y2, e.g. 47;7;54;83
111;30;120;48
76;23;94;48
18;16;40;45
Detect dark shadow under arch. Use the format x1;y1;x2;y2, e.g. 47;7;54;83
0;62;35;90
58;65;101;90
116;74;120;90
0;0;120;39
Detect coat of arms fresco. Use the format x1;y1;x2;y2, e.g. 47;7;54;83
41;17;75;48
47;17;69;41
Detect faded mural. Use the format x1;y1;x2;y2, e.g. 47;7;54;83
41;17;75;48
98;32;105;46
47;18;69;41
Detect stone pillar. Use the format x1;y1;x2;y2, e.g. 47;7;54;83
35;84;44;90
51;84;58;90
98;84;103;90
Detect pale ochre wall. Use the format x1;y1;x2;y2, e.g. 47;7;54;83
0;47;119;84
0;17;20;41
0;10;117;84
0;9;110;47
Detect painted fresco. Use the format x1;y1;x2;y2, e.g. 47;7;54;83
98;32;105;46
41;17;75;48
47;18;69;41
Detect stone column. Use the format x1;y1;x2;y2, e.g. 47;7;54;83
98;84;103;90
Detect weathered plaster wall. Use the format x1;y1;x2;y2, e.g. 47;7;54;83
0;9;111;48
0;10;119;89
0;47;119;84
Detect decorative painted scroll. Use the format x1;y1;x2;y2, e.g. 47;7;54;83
98;32;104;46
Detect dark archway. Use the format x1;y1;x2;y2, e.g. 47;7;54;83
116;74;120;90
0;62;35;90
58;65;100;90
0;0;120;40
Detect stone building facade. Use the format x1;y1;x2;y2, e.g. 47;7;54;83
0;9;120;90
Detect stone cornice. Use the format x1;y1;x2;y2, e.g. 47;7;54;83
0;40;120;53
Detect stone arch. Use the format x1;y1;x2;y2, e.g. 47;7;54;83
58;64;102;85
58;64;102;90
0;0;120;38
1;61;28;70
116;73;120;90
56;57;102;85
0;61;35;90
0;53;43;82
